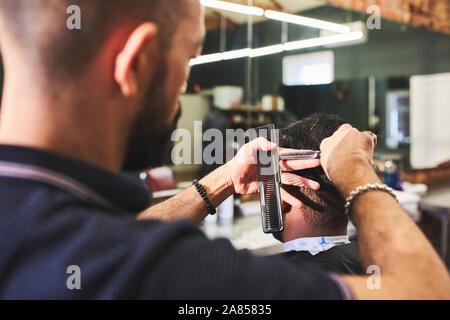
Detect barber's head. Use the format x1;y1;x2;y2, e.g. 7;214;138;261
0;0;204;171
275;113;347;242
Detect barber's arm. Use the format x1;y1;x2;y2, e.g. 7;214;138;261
138;137;321;222
315;124;450;299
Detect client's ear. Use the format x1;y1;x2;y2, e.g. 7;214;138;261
281;201;291;214
114;22;158;97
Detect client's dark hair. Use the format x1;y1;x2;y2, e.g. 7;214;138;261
276;113;347;240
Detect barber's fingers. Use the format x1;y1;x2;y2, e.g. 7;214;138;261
337;124;376;147
363;131;378;147
234;138;277;165
280;187;303;209
280;158;321;172
339;123;353;132
281;172;320;190
278;147;300;154
327;124;377;148
248;137;277;153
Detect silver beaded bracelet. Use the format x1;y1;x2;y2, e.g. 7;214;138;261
344;183;398;217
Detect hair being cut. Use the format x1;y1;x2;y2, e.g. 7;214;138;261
279;113;347;229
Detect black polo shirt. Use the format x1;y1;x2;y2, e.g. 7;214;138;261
277;242;364;275
0;145;352;299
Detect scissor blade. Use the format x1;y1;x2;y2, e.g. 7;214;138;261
280;150;321;160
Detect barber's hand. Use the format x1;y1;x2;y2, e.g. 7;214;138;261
319;124;378;192
226;137;321;209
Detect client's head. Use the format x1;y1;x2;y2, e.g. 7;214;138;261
275;113;347;243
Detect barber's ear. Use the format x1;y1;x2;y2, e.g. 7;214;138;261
114;22;158;97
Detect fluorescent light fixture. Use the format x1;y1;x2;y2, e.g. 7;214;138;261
250;44;284;58
200;1;350;34
265;10;351;34
200;0;264;16
283;31;364;51
189;52;224;66
190;32;365;66
222;48;252;60
189;49;252;66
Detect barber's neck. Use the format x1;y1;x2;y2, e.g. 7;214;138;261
0;73;130;173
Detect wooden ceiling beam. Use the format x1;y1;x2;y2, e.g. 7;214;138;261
204;0;279;30
326;0;450;34
266;0;284;11
205;14;238;30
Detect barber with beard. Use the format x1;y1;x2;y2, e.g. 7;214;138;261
0;0;448;299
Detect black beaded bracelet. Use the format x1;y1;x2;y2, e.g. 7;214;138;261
193;180;217;215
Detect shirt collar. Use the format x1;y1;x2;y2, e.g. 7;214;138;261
0;145;151;213
284;235;350;256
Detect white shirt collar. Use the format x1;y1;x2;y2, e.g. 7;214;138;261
283;235;350;256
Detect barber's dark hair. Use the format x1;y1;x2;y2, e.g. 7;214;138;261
274;113;347;242
0;0;187;80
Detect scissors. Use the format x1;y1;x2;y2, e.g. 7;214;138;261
279;150;321;160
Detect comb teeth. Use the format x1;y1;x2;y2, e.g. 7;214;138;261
263;180;282;231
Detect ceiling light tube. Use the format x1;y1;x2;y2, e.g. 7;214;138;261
265;10;351;33
250;44;284;58
189;52;224;66
222;48;252;60
189;32;365;66
283;31;364;51
200;0;264;16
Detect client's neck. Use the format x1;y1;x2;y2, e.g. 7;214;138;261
282;219;348;243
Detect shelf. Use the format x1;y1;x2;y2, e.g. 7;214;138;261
215;106;284;113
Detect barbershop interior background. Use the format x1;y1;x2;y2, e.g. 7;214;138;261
1;1;450;263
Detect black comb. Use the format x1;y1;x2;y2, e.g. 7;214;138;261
255;124;284;234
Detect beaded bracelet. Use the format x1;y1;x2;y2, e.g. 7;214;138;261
345;183;398;217
193;180;217;216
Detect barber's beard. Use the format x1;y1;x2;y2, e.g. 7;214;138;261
121;60;179;172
